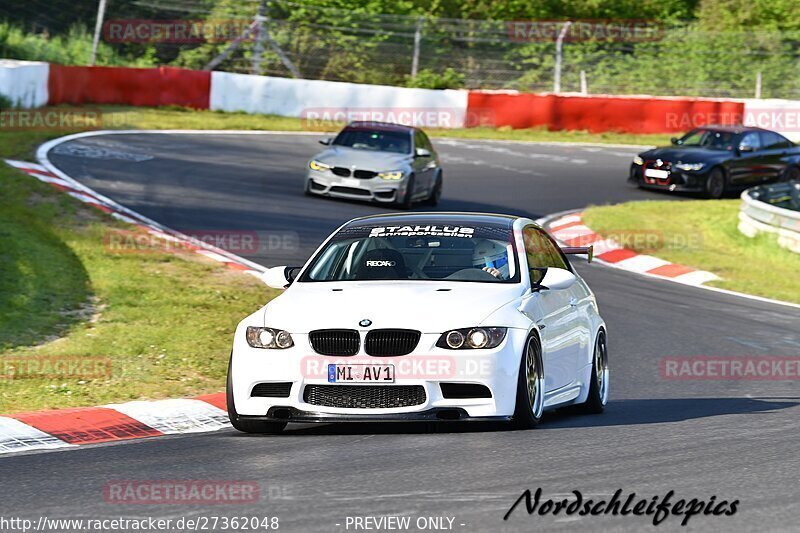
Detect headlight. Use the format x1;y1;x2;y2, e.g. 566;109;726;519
309;160;331;171
436;327;507;350
246;326;294;349
632;156;644;165
674;162;705;171
378;170;404;180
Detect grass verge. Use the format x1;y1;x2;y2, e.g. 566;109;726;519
99;105;670;146
583;200;800;303
0;123;277;413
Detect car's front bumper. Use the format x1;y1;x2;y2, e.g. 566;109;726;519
238;407;511;424
230;329;527;420
629;163;707;192
306;169;407;203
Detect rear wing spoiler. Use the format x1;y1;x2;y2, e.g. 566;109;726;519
561;245;594;263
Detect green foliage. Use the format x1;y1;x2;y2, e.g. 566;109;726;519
0;22;155;66
0;93;12;109
406;68;465;89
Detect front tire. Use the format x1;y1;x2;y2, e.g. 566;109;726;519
705;167;726;199
512;334;544;429
227;355;287;434
423;172;442;206
398;175;415;210
579;330;609;414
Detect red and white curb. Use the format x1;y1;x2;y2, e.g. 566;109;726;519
545;212;720;286
0;393;226;454
4;159;267;277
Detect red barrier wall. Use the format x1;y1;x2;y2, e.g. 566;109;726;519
467;92;744;133
48;65;210;109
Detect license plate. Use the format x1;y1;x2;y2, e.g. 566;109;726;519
328;364;395;383
645;168;669;179
339;178;360;187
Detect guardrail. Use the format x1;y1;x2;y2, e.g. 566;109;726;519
738;181;800;254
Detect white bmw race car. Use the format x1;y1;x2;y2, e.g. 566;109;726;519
227;212;608;433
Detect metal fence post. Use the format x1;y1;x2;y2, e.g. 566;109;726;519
411;16;423;78
90;0;107;66
755;71;762;99
252;0;266;75
580;70;588;94
554;21;572;93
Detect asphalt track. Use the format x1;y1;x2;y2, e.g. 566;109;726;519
2;133;799;532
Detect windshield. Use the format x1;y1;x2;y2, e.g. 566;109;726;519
677;129;736;150
332;128;411;154
301;222;520;283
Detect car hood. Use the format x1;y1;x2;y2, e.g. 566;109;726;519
262;281;526;333
312;147;412;171
639;146;731;163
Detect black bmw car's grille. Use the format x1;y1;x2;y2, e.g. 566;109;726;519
309;329;360;356
354;170;377;179
250;382;292;398
303;385;426;409
365;329;420;356
331;167;351;177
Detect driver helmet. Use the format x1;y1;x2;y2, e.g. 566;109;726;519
472;239;511;279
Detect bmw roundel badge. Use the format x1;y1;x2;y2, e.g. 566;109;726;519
359;319;372;327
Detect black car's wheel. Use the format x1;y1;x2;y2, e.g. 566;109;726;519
398;175;415;210
227;355;287;434
423;172;442;206
705;167;727;199
579;330;609;414
781;165;800;183
512;334;544;429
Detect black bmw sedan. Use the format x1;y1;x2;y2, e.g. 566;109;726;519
628;125;800;198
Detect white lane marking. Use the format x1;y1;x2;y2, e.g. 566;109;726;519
673;270;720;285
105;399;230;435
614;254;671;273
438;139;588;165
0;417;73;453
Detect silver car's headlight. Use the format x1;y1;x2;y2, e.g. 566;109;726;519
378;170;404;180
674;162;705;171
436;327;507;350
246;326;294;349
309;160;332;171
632;156;644;165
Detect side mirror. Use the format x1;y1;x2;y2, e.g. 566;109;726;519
670;137;680;145
534;267;577;291
738;144;754;153
261;266;300;289
415;147;431;158
319;138;331;146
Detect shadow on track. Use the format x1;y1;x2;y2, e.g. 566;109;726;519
221;397;799;438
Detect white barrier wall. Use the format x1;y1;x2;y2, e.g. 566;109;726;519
742;98;800;142
210;72;469;128
0;60;49;108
